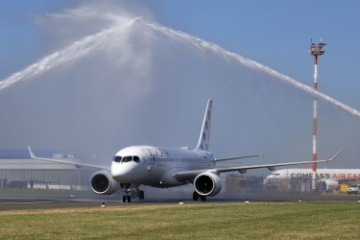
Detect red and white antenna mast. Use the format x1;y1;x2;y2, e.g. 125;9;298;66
309;39;326;191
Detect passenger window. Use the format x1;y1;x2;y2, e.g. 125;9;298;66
133;156;140;163
113;156;122;162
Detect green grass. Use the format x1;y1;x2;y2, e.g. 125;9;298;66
0;202;359;239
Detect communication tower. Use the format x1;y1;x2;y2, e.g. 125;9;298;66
309;39;326;191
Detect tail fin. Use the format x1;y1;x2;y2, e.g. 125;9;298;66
195;99;213;151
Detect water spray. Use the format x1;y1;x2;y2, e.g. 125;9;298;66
0;15;360;121
145;22;360;119
0;18;138;91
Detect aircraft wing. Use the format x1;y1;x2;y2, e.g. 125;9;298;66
28;146;109;170
175;148;343;181
215;153;263;162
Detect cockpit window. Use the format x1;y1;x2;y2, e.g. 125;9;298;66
113;156;122;162
114;155;141;163
122;156;132;163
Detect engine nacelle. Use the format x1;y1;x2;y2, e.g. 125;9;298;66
194;172;222;196
90;170;120;195
320;179;339;192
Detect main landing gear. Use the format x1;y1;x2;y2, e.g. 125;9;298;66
193;191;207;202
138;190;145;200
123;195;131;203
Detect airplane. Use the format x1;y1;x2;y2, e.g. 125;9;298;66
28;99;343;202
264;168;360;191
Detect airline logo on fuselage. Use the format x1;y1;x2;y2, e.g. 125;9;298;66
290;172;360;179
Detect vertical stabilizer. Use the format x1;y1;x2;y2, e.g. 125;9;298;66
195;99;213;151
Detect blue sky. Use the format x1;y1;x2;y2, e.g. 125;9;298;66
0;1;360;167
1;0;360;108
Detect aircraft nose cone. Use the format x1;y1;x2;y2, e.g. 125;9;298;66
111;162;124;177
111;162;135;181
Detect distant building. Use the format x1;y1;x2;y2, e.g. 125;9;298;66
0;150;94;190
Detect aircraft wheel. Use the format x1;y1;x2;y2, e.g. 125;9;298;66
127;196;131;203
123;196;126;203
139;190;145;200
193;191;199;201
200;196;207;202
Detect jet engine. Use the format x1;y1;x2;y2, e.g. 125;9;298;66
194;172;222;196
320;179;339;192
90;170;119;195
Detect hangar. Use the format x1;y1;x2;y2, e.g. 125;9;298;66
0;150;94;190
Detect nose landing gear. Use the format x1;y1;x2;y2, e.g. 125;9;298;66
121;184;145;203
121;183;132;203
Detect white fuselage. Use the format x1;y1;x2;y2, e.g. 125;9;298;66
264;168;360;184
111;146;214;188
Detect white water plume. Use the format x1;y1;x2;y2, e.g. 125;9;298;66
145;22;360;119
0;17;137;91
1;15;359;119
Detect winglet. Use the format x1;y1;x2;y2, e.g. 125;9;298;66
195;99;213;151
327;148;344;162
28;145;36;159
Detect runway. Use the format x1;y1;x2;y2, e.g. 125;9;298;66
1;192;359;211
